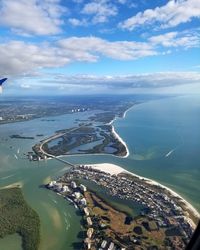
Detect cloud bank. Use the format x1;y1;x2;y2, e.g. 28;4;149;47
120;0;200;31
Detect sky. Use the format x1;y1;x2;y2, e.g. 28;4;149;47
0;0;200;95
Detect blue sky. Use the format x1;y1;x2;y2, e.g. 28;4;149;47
0;0;200;95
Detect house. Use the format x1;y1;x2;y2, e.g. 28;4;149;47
74;192;81;199
71;181;77;189
87;228;94;238
83;207;90;216
108;242;115;250
101;240;107;249
80;198;87;206
62;185;69;192
80;184;87;192
87;217;93;226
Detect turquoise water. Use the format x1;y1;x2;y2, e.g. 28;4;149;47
0;95;200;249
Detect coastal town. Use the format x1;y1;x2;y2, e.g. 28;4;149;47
46;164;198;250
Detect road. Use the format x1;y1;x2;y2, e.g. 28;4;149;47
38;126;85;167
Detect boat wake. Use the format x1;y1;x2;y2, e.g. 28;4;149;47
14;154;18;160
165;149;175;157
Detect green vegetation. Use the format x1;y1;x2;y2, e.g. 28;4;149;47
0;187;40;250
41;124;126;157
84;189;167;249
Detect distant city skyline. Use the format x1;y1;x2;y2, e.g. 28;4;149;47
0;0;200;95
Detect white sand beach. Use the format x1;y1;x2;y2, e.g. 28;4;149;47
107;106;135;158
111;125;129;158
89;163;200;229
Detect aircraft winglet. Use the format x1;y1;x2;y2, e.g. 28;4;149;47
0;78;7;86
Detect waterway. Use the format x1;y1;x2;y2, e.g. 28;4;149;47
0;95;200;249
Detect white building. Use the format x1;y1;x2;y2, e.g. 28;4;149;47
48;181;57;188
71;181;77;189
87;217;93;226
74;192;81;199
80;184;87;192
80;198;87;206
108;242;115;250
87;228;94;238
62;185;69;192
83;207;90;216
101;240;107;249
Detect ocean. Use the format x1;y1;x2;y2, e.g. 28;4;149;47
0;95;199;250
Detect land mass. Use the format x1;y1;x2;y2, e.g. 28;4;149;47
0;187;40;250
31;101;134;160
10;134;34;140
46;163;199;250
0;95;138;125
32;123;128;160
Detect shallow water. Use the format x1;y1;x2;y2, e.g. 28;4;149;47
0;95;199;249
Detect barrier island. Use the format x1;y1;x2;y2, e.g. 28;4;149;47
46;163;199;250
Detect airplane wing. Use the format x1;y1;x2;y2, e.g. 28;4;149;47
0;78;7;86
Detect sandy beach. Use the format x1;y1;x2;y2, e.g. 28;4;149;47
111;125;129;158
106;107;132;158
89;163;200;229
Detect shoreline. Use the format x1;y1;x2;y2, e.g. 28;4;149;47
106;105;134;158
88;163;200;229
39;106;131;160
111;125;129;158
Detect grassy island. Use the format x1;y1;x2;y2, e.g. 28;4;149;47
0;187;40;250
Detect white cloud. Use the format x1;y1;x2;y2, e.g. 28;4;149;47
68;18;88;27
0;0;66;35
72;0;84;3
119;0;200;31
58;36;156;61
29;71;200;95
1;32;199;77
149;31;200;48
82;0;118;23
0;37;156;76
20;83;31;89
51;71;200;87
0;40;69;75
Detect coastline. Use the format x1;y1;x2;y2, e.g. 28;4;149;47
39;106;131;160
111;125;129;158
88;163;200;229
106;105;134;158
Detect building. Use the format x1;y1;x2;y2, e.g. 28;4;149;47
84;238;92;250
48;181;57;188
87;228;94;239
87;217;93;226
108;242;115;250
71;181;77;189
74;192;81;199
80;198;87;206
83;207;90;216
62;185;69;192
80;184;87;192
55;183;62;192
101;240;107;249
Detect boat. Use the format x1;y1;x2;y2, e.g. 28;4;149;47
165;149;174;157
